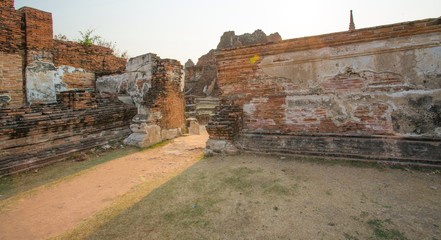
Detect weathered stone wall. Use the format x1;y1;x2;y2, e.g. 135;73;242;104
208;18;441;166
0;92;136;176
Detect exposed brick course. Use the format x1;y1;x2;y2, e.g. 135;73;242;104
53;40;126;75
0;92;136;176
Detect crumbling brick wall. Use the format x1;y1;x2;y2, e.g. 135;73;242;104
0;2;136;175
151;59;186;129
97;54;186;130
53;40;126;75
208;18;441;166
0;2;127;107
0;92;136;176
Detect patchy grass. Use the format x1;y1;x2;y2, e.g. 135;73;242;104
367;219;408;240
81;154;440;240
0;140;171;201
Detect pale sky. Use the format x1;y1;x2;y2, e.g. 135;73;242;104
14;0;441;65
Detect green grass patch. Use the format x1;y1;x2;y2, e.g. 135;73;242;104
367;219;408;240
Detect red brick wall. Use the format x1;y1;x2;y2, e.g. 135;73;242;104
215;18;441;136
209;17;441;166
0;0;14;9
147;58;185;129
0;0;23;53
19;7;53;51
62;72;95;89
0;53;24;107
53;40;127;75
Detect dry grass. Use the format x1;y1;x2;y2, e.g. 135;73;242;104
80;154;441;240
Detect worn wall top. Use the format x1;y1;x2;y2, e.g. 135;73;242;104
53;40;127;75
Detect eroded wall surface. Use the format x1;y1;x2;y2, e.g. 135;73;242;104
208;18;441;166
97;53;186;147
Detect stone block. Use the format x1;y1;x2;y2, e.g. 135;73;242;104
205;139;239;156
161;128;181;140
188;118;200;135
124;124;161;148
130;123;148;133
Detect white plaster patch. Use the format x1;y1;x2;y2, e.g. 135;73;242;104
387;89;441;98
243;103;256;115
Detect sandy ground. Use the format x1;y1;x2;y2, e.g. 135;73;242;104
0;134;208;240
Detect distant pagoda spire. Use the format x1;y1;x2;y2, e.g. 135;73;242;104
349;10;356;31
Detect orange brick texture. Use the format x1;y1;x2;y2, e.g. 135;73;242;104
208;18;441;166
146;57;186;129
53;40;126;75
0;92;136;176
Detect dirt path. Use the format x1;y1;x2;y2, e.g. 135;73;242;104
0;134;208;240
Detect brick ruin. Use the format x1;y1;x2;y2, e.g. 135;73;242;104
184;30;282;124
1;0;440;173
96;54;186;148
0;1;185;175
206;18;441;167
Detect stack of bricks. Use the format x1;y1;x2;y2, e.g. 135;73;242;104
0;93;137;176
206;100;243;140
53;40;127;75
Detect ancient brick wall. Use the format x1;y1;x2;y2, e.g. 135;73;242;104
151;59;186;129
0;92;137;176
0;2;136;175
97;54;186;130
19;7;53;64
209;18;441;166
0;53;24;107
0;2;127;107
53;40;126;75
0;0;22;53
0;1;24;107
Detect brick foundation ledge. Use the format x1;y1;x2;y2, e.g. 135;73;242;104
235;133;441;167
